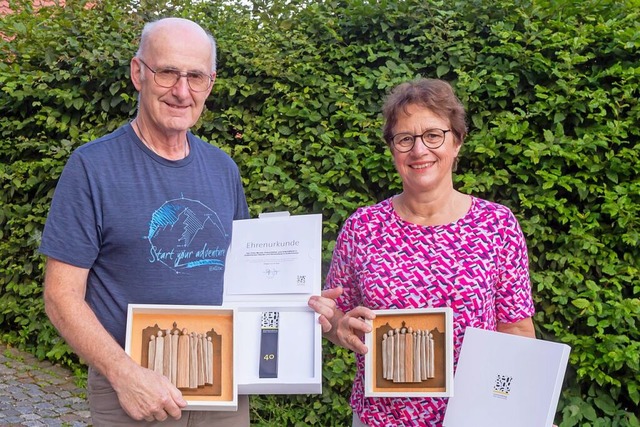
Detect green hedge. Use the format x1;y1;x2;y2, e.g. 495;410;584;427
1;0;638;425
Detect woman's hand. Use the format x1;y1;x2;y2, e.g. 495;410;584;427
333;305;376;354
308;289;376;354
308;288;343;333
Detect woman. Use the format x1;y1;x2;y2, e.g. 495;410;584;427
309;78;535;426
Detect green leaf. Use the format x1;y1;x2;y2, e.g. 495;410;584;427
571;299;591;309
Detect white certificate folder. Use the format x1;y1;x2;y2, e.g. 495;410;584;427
224;212;321;297
223;212;323;395
443;327;571;427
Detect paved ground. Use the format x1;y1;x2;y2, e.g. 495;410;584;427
0;344;91;427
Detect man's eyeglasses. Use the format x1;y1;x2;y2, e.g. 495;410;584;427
138;58;213;92
390;128;451;152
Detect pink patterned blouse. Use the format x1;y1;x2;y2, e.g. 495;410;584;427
325;196;535;426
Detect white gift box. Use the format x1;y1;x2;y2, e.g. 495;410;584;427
222;212;323;395
364;307;454;398
443;327;571;427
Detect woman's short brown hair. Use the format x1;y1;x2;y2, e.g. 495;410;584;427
382;78;468;148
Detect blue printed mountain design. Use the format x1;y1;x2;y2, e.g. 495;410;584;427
147;197;228;273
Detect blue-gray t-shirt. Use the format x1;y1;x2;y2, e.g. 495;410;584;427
39;124;250;347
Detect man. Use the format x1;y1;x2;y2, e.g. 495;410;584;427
39;18;250;426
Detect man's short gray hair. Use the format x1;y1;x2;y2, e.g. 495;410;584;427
135;18;217;72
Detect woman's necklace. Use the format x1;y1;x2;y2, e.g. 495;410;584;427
133;119;188;160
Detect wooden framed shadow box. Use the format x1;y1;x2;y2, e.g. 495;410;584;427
125;304;237;411
364;307;454;398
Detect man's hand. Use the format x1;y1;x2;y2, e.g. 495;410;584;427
111;363;187;422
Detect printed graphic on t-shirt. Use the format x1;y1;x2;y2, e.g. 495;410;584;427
147;196;228;273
